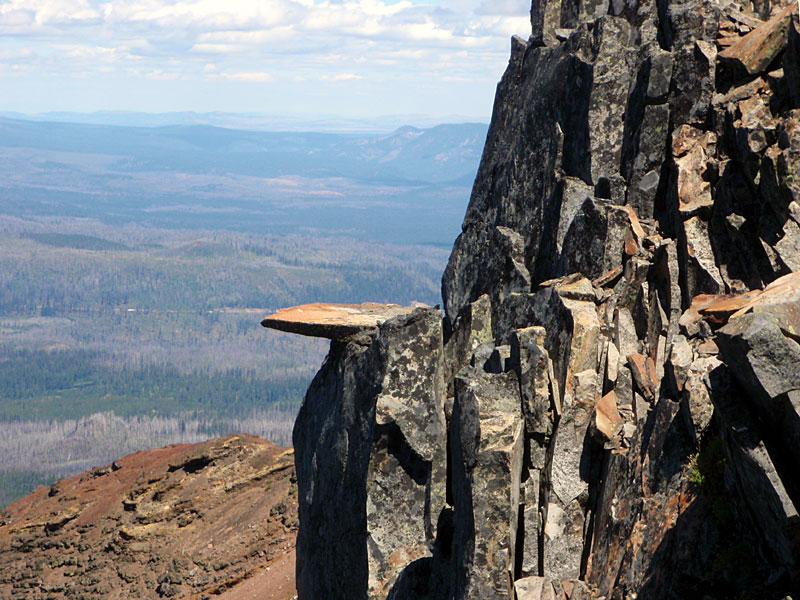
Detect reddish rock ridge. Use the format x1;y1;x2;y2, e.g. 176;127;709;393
0;434;298;600
261;302;420;339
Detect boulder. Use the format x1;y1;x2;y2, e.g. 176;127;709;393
669;40;716;126
559;199;640;279
716;308;800;471
530;0;562;47
591;390;622;443
709;365;800;575
679;215;725;297
541;291;602;579
627;352;658;402
369;310;448;598
511;326;557;439
584;17;637;186
293;338;381;599
519;470;544;578
514;576;556;600
672;125;716;216
626;103;670;219
443;294;494;395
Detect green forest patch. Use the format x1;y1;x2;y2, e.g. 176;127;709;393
0;349;308;421
0;470;55;509
26;232;130;251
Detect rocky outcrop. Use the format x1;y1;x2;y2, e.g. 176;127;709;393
0;435;298;600
284;0;800;597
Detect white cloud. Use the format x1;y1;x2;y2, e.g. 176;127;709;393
215;70;274;82
0;0;529;51
133;67;180;79
192;42;247;54
0;0;101;30
0;47;35;61
0;8;35;28
475;0;529;16
321;72;362;81
0;0;531;115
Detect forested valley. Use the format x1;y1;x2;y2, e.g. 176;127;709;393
0;218;450;506
0;116;482;507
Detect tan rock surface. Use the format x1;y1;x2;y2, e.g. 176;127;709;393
729;271;800;317
261;302;420;339
672;125;716;216
627;353;658;402
684;272;800;330
594;390;622;443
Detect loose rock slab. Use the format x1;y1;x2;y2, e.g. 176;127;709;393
261;302;419;339
719;4;795;75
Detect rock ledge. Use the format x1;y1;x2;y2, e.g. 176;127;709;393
261;302;419;339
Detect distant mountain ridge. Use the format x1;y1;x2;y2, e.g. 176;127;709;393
0;117;488;186
0;111;487;133
0;117;487;243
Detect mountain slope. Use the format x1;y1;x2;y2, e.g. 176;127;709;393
0;435;297;600
0;119;486;243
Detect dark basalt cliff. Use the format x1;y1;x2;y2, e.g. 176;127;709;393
288;0;800;597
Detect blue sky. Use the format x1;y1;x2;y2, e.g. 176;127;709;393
0;0;531;120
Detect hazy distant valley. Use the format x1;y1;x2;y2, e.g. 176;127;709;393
0;116;486;507
0;117;485;243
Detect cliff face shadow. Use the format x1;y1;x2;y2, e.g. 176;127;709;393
373;422;431;488
632;390;796;600
387;558;436;600
386;507;454;600
635;481;794;600
293;340;383;600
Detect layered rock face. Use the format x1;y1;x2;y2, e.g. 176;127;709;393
288;0;800;597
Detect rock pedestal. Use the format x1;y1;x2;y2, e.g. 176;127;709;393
286;306;447;599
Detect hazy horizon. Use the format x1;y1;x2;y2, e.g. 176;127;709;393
0;108;490;133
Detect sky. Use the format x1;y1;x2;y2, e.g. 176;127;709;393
0;0;532;121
